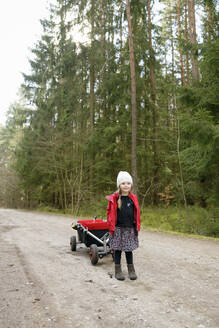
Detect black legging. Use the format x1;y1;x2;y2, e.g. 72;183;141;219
114;250;133;265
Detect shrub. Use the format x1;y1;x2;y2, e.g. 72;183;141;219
141;206;219;238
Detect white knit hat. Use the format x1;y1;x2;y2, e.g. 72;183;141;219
117;171;133;188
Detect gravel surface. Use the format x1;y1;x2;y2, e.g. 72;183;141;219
0;209;218;328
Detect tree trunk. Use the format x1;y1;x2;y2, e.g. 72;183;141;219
147;0;159;205
170;21;175;82
89;0;95;194
184;0;190;84
177;0;186;86
120;1;123;51
126;0;137;193
187;0;199;81
204;0;217;41
100;0;104;48
176;112;187;209
99;0;107;118
90;1;95;130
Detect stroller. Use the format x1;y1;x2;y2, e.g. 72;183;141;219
70;217;111;265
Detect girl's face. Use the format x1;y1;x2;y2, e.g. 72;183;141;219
120;182;132;195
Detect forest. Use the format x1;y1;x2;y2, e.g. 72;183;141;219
0;0;218;236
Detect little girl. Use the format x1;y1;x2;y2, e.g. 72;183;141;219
106;171;141;280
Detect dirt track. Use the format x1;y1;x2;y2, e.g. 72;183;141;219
0;209;218;328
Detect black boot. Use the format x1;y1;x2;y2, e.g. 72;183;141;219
127;264;137;280
115;264;125;281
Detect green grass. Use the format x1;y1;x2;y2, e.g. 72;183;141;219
140;206;219;238
78;203;219;239
35;201;219;239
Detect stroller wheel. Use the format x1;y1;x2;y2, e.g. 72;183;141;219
90;244;98;265
70;236;77;251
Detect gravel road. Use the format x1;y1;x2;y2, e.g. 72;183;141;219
0;209;218;328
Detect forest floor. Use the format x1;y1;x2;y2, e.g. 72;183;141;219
0;209;218;328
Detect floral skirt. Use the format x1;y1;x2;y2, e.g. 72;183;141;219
109;226;139;252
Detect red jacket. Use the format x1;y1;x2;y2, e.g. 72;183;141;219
106;192;141;235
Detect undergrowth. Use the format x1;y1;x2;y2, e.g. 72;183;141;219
140;206;219;238
36;200;219;238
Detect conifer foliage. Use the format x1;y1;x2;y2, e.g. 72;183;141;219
1;0;218;212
